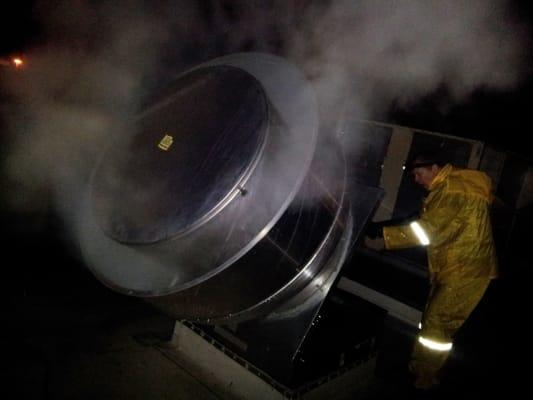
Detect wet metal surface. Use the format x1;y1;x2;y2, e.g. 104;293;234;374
79;54;320;306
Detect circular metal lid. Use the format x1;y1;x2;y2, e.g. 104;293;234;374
79;53;319;296
91;66;268;244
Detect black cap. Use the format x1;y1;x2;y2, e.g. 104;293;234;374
405;150;447;172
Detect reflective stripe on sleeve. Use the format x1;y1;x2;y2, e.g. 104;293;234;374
418;336;453;351
410;221;430;245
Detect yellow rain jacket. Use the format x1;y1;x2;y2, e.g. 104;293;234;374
383;164;498;284
382;164;498;387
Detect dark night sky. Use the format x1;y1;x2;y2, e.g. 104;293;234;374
2;0;533;159
389;0;533;158
0;0;40;55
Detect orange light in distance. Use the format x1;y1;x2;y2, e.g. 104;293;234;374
12;58;24;68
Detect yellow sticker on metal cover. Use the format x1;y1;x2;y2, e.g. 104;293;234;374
158;134;173;151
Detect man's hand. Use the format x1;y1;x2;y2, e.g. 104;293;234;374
364;236;385;251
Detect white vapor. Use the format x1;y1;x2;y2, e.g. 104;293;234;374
0;0;528;232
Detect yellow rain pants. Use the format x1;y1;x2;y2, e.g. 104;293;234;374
383;164;498;387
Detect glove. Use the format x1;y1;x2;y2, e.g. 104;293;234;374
365;221;384;239
364;237;385;251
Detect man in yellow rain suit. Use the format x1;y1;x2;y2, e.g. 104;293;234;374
367;152;498;390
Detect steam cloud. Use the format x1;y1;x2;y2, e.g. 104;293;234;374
0;0;528;232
